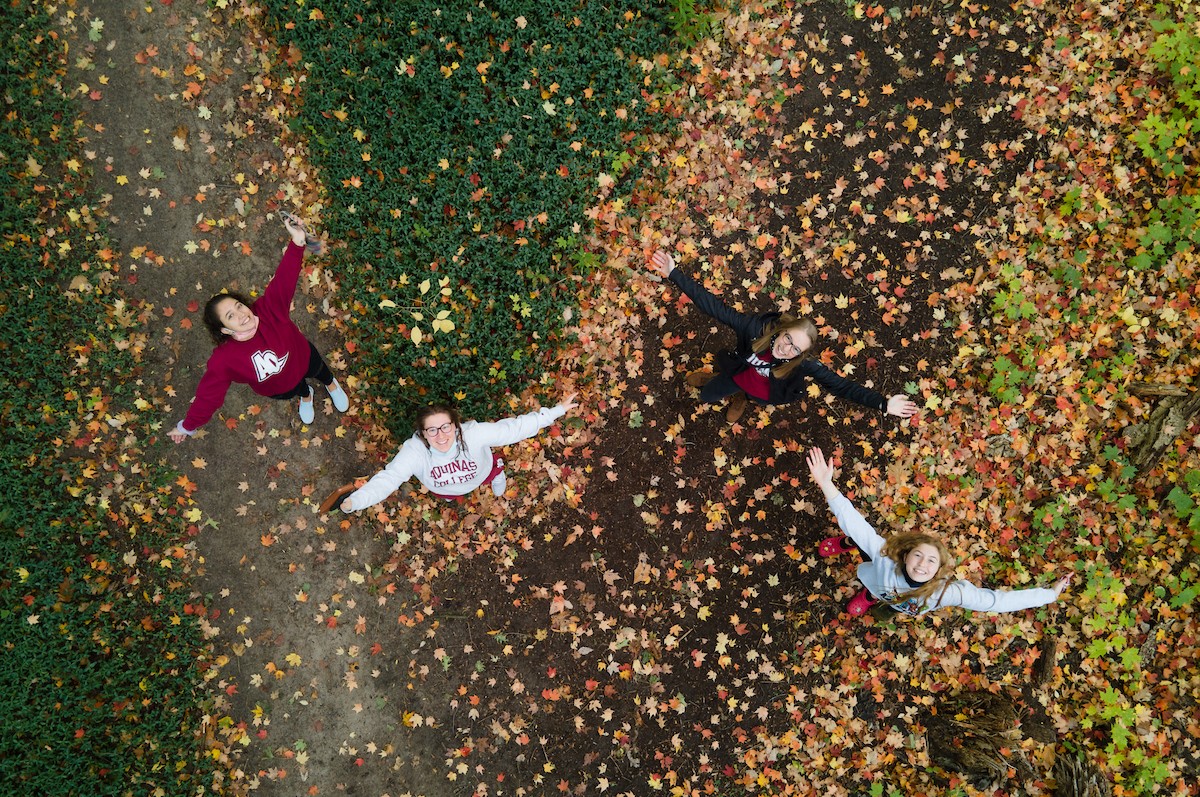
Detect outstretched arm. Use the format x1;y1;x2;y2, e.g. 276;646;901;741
806;447;887;559
472;400;571;449
258;215;309;311
939;573;1071;613
341;443;420;511
649;249;759;336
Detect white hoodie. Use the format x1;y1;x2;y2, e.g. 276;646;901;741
826;488;1059;617
345;405;565;510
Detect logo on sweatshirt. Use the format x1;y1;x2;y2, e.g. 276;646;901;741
251;349;289;382
429;458;478;486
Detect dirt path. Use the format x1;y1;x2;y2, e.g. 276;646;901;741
63;1;454;794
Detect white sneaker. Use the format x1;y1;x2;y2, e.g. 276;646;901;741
298;386;315;424
490;470;508;498
326;379;349;412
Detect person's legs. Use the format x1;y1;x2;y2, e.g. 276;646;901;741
304;341;334;385
271;380;311;401
698;371;742;404
304;341;349;411
819;536;858;558
270;379;315;421
481;455;507;497
847;588;878;616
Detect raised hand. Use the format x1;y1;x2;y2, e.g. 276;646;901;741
805;446;836;489
886;394;919;418
649;249;676;278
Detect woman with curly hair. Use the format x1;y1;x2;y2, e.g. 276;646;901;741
649;250;916;424
805;446;1072;617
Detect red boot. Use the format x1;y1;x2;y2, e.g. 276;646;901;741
847;589;878;617
818;535;856;558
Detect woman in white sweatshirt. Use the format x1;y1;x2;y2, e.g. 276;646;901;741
805;446;1072;617
341;393;577;510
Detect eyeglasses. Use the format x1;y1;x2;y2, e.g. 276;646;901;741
777;333;801;352
423;422;455;437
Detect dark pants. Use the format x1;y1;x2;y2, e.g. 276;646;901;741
699;370;744;404
270;340;334;400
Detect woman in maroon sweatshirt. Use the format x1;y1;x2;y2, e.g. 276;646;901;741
168;213;348;442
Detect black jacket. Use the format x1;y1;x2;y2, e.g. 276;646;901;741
668;268;887;411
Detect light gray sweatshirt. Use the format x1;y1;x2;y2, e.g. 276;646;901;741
826;488;1059;617
345;405;565;510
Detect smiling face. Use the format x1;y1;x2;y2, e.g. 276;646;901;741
904;543;942;583
421;412;457;452
771;329;812;360
215;296;259;338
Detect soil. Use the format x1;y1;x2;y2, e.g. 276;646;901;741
63;0;1051;794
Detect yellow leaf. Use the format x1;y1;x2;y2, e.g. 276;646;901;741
286;652;302;667
191;457;207;469
411;326;423;345
418;279;430;294
835;294;849;309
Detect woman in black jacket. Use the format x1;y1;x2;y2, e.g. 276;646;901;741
650;250;918;423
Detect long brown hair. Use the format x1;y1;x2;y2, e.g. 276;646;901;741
414;404;466;451
751;315;819;379
879;532;955;608
203;291;255;346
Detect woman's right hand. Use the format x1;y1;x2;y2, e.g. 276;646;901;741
649;249;676;278
340;498;354;512
805;446;836;489
168;421;192;444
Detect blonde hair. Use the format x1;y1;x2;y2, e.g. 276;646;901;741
880;532;955;608
751;316;819;379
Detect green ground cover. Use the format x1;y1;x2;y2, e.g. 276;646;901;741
1;5;217;794
260;0;676;429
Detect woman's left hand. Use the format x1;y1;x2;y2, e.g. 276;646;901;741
886;394;919;418
1052;573;1073;597
558;392;579;413
280;211;309;246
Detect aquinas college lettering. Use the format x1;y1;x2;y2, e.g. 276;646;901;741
429;458;478;485
251;349;289;382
